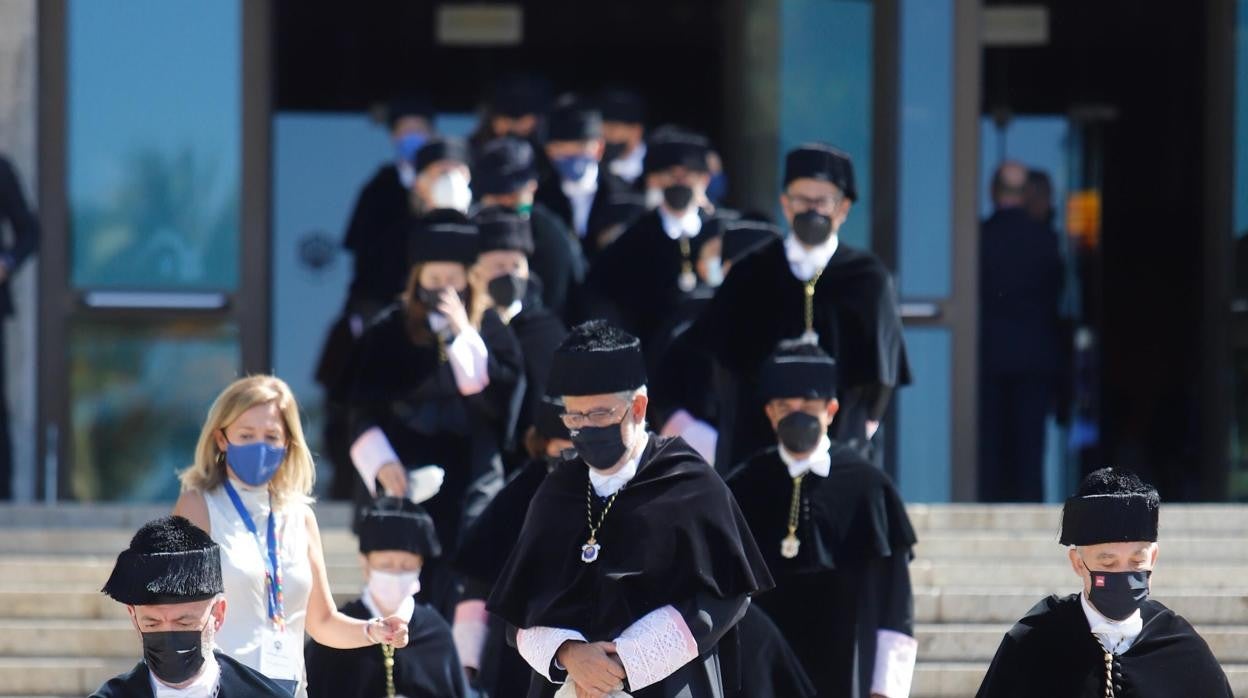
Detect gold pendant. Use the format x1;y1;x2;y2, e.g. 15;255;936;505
780;533;800;559
678;269;697;292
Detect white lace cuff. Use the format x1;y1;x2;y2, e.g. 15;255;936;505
452;600;489;670
447;326;490;396
871;628;917;698
613;605;699;691
516;626;586;683
349;427;399;497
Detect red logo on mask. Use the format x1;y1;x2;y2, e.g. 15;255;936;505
1094;575;1106;588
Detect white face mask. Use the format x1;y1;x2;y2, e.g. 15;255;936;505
430;169;472;213
368;569;421;612
644;186;664;210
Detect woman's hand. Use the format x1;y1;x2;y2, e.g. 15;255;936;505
371;616;410;648
437;288;472;336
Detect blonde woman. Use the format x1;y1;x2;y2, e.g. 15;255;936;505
174;376;409;697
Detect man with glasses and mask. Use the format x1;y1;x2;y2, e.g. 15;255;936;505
727;342;917;698
487;320;771;698
687;143;910;468
93;516;288;697
975;468;1232;698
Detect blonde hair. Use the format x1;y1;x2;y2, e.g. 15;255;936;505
179;375;315;508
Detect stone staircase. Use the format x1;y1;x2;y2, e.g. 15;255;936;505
0;503;1244;697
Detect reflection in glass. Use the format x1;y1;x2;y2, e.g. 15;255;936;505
67;0;240;290
69;320;239;502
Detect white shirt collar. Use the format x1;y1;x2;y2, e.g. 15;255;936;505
587;433;650;497
609;143;646;183
362;587;417;624
150;649;220;698
777;434;833;478
784;233;839;282
658;205;703;240
500;300;523;323
397;161;416;189
1080;591;1143;655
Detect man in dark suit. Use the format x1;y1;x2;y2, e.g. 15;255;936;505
978;161;1065;501
0;155;38;501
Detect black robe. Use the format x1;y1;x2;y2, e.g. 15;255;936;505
688;238;911;467
725;445;917;698
976;594;1234;698
533;167;627;252
90;651;290;697
345;305;525;617
505;302;568;465
487;436;773;698
343;164;415;313
454;458;556;698
732;604;817;698
305;598;467;698
583;209;713;354
527;202;586;321
647;287;716;429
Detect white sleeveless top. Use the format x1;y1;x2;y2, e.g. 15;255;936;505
203;482;314;698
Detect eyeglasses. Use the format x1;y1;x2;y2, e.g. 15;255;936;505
787;193;841;214
559;403;629;429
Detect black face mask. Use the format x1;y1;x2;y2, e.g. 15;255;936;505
142;626;208;686
776;411;825;454
1083;561;1151;621
663;184;695;211
417;286;466;312
792;210;834;246
571;421;632;471
603;141;629;163
488;273;527;308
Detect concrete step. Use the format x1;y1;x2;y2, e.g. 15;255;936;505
0;503;356;529
0;528;362;556
910;661;1248;698
0;657;133;695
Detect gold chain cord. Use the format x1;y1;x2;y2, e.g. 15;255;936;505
786;474;806;538
1095;637;1116;698
382;643;396;698
679;235;694;280
585;481;622;544
804;267;826;333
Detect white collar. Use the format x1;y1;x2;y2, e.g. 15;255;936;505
776;435;833;478
560;162;600;198
658;205;703;240
609;143;646;183
427;311;451;336
587;433;650;497
784;233;839;282
362;587;417;624
500;300;523;323
1080;591;1143;654
397;160;416;189
150;650;220;698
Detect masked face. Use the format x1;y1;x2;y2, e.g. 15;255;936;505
487;273;527;308
132;601;219;687
394;132;427;164
662;184;695;212
553;155;596;184
429;169;472;212
792;210;833;247
603;140;629;163
223;434;286;488
566;400;641;471
367;568;422;612
1082;557;1151;620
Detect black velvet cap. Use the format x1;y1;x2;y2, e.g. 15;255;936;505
597;88;646;124
409;210;479;266
102;516;223;606
759;340;838;401
413;136;470;173
1059;468;1161;546
474;206;534;256
546;95;603;142
387;93;434;128
783;143;858;201
473;136;539;196
547;320;647;397
643;127;711;176
359;498;442;559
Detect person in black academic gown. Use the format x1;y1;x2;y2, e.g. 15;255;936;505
582;128;716;353
687;143;911;468
92;516;288;698
976;468;1233;698
467;206;568;467
306;499;467;698
452;397;574;698
597;88;648;193
342;212;524;619
726;343;918;698
472;136;584;321
487;321;773;698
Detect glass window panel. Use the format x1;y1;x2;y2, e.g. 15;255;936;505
67;0;241;290
69;320;239;502
896;327;952;502
779;0;872;249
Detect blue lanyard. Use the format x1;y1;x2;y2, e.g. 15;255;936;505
222;480;284;628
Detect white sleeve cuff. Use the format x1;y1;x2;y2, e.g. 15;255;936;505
447;326;490;396
871;628;917;698
613;605;699;691
452;600;489;670
516;626;586;683
349;427;399;497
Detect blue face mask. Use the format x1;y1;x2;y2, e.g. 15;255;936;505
225;439;286;487
553;155;595;184
395;133;427;163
